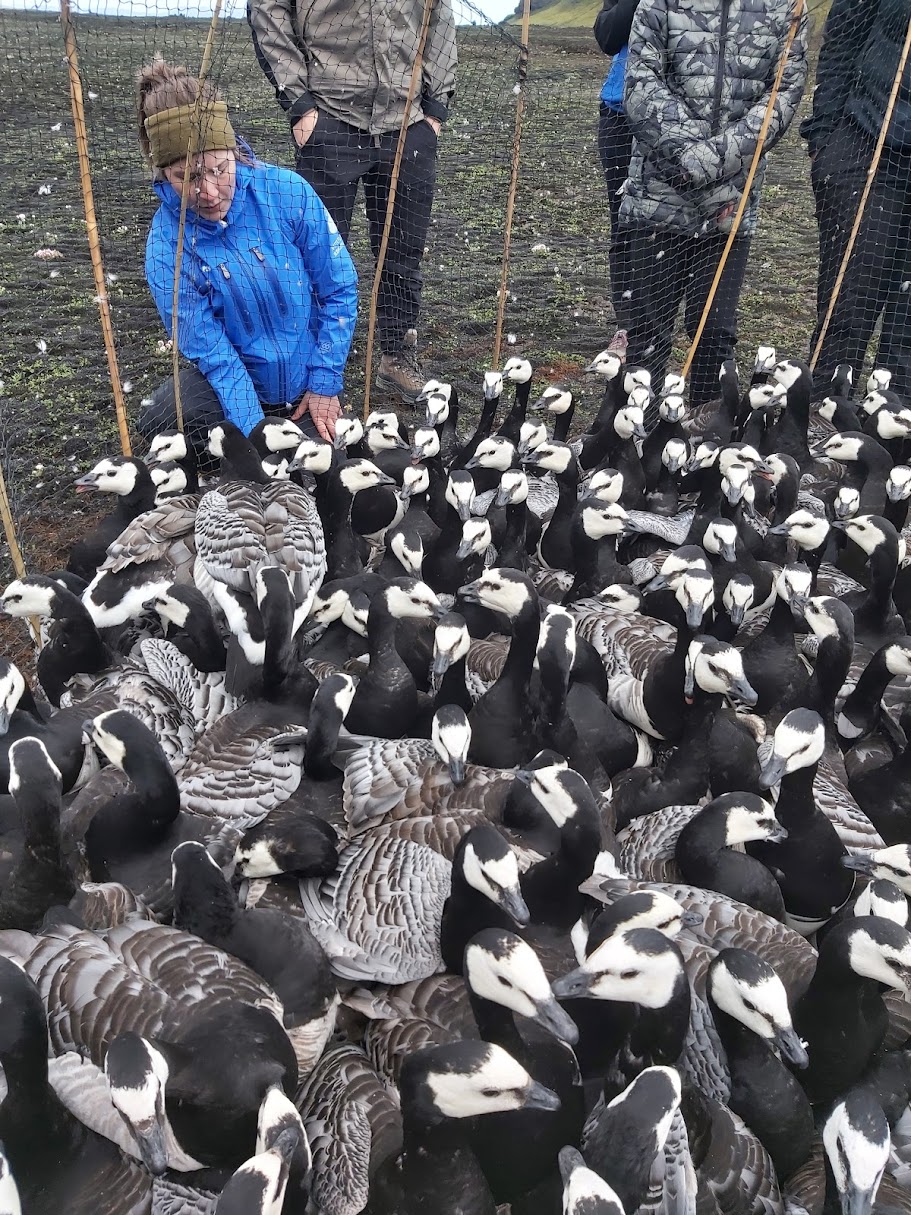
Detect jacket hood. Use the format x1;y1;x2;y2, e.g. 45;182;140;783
152;159;253;234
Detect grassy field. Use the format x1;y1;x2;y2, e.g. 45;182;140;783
0;7;828;587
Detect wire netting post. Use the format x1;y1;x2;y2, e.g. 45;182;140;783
59;0;132;457
491;0;531;372
681;0;805;382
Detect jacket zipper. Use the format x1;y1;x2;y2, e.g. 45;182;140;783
250;247;290;319
710;0;732;136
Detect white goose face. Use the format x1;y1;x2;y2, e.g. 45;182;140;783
150;463;188;498
389;530;424;575
748;383;786;410
419;378;449;401
555;930;683;1007
147;431;188;464
561;1152;625;1215
776;564;812;605
624;368;652;397
445;473;475;519
256;1085;307;1157
720;445;763;474
823;1094;890;1215
364;410;400;435
886;466;911;503
762;711;826;785
854;880;909;926
834;486;861;520
841;516;889;558
764;454;793;486
495;469;529;507
307;586;348;627
772;359;804;389
818;397;839;423
461;838;526;920
291;439;333;476
614;405;645;442
461;569;533;618
721;462;753;505
662;438;688;473
663;373;687;396
334;416;364;448
483;371;504;400
720;798;783;846
260;419;304;452
776;509;830;551
526;442;574;475
366;427;404;454
384;580;440;622
868;368;892;395
627;385;652;415
754;345;777;374
424;393;450;426
76;457;140;496
464;934;556;1024
524;765;583;829
539;387;573;415
402;464;430;499
207;425;228;458
584;350;623;379
580;503;627;541
424;1042;551;1119
413;426;441;462
884;642;911;678
433;618;471;670
703;519;738;562
875;410;911;441
471;437;516;471
804;596;845;641
1;579;56;619
338;460;392;495
261;454;290;481
675;569;715;628
105;1034;170;1175
431;706;471;772
0;664;25;728
722;576;754;623
517;420;547;457
687;642;756;704
822;434;865;463
597;584;641;614
709;954;801;1049
862;390;889;416
502;357;533;384
688;442;720;471
586;467;624;503
854;845;911;896
457;519;492;560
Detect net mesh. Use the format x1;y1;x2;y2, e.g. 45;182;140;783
0;0;908;590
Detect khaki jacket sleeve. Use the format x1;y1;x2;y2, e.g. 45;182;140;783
421;0;458;122
247;0;316;124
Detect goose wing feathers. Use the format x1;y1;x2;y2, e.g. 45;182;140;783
691;1094;784;1215
139;639;238;733
298;834;451;983
617;805;701;881
366;812;487;859
641;1107;698;1215
572;608;676;681
101;497;198;577
465;636;509;700
297;1043;403;1215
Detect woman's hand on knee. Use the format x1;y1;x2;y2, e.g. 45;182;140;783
294;391;341;442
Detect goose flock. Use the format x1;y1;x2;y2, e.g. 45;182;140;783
1;350;911;1214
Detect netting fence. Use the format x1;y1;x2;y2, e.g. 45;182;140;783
0;0;909;596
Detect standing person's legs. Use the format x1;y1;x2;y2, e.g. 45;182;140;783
872;179;911;397
294;114;371;244
366;119;438;401
683;233;752;408
624;224;690;391
598;104;634;328
809;120;905;385
137;366;225;465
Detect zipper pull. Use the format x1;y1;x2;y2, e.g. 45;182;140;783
219;264;231;280
251;247;265;262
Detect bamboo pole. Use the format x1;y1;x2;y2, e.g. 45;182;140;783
0;465;41;648
681;0;805;381
59;0;132;457
491;0;532;371
170;0;225;432
362;0;436;420
809;11;911;373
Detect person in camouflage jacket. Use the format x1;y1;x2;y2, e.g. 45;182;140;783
619;0;808;405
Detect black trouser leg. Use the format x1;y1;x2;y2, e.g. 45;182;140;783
810;119;911;388
683;233;752;408
878;234;911;398
294;115;369;244
598;104;634;327
365;119;438;354
137;367;225;465
624;225;689;390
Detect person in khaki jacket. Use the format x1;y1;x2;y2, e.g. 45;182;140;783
248;0;457;404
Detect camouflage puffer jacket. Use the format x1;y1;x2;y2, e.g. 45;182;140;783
620;0;808;237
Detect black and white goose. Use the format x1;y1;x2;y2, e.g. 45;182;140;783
67;456;158;583
831;515;906;650
559;1145;625;1215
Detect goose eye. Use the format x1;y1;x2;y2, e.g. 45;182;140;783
481;1088;500;1098
620;969;640;980
498;975;512;988
741;999;757;1013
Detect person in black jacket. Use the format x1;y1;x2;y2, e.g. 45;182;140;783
594;0;641;345
803;0;911;396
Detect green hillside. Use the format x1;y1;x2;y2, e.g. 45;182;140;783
507;0;602;26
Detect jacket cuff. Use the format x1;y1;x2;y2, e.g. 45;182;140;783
421;96;449;123
288;92;318;123
307;369;344;396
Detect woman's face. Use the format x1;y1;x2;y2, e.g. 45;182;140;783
163;149;237;222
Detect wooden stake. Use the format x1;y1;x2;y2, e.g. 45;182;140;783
810;11;911;372
170;0;225;432
492;0;532;372
681;0;805;381
362;0;436;419
60;0;132;456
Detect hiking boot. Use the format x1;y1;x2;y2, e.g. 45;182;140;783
375;329;424;404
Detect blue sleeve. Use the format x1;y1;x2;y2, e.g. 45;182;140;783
145;220;265;434
286;176;359;397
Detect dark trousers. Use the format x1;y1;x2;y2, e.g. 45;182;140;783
810;119;911;397
137;366;317;464
624;224;752;407
598;104;634;327
295;114;438;355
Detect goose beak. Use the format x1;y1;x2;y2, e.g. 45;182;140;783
758;753;787;790
685;601;706;630
728;602;746;627
529;394;548;413
514;768;533;786
774;1025;808;1068
766;523;791;537
499;886;531;928
455;500;473;523
840;1182;877;1215
533;996;579;1046
551;966;595;1000
728;677;758;708
633;422;648;440
430;653;452;692
74;472;99;493
332;430;348;451
766;822;789;844
523;1080;561;1113
459;579;482;605
720;540;737;563
0;708;10;736
456;536;476;560
644;573;669;594
842;853;875;875
789;593;810;617
682;909;704;927
447;756;466;786
131;1117;169;1177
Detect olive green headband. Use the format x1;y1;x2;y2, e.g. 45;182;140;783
145;100;236;169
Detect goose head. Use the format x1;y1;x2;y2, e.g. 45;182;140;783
522;440;575;476
584;349;623;379
831;514;898;560
388;529;425;577
423;392;450;427
364;409;401;435
774;563;813;614
772;358;809;391
754;345;777;375
260;453;291;481
336;459;396;496
721;575;755;628
333;415;364;452
460;568;537;621
215;1129;299;1215
400;1040;559;1127
841;916;911;997
834;485;862;521
82;708;166;774
551;925;685;1005
455;824;529;927
675;568;715;631
306;584;348;629
365;424;408;456
708;948;806;1066
684;441;720;475
456;519;492;562
767;508;830;551
614;403;647;442
684;638;758;707
663;372;687;396
256;418;304;453
867;368;892;395
643;545;709;594
1;576;60;619
446;470;476;522
531;385;573;415
843;845;911;897
401;463;430;502
814;432;871;464
853;878;909;926
8;737;62;804
872;406;911;443
803;595;855;647
0;661;26;734
149;461;190;502
382;578;441;622
483;371;504;402
721;461;754;507
74;456;145;496
515;763;603;833
516;420;548;458
662;438;689;474
765;452;800;491
584;891;703;959
342;590;370;637
595;584;644;614
559;1146;624;1215
823;1089;890;1215
431;612;471;692
412;425;441;464
759;709;826;789
416;377;451;405
431;704;471;785
464;928;578;1044
585;467;624;503
578;502;628;542
887;465;911;504
703;518;739;563
465;436;516;472
720;445;765;476
290;438;333;476
105;1032;171;1176
746;382;786;414
658;393;687;424
624;366;651;397
147;429;189;465
502;356;533;385
494;468;529;508
706;792;786;846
